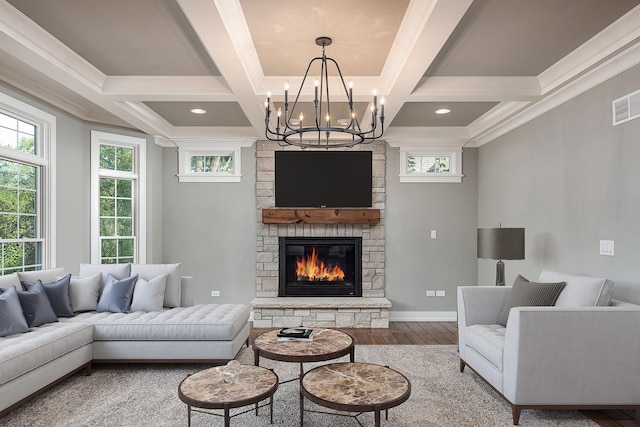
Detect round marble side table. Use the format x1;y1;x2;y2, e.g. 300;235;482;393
178;364;278;427
300;362;411;427
253;328;355;380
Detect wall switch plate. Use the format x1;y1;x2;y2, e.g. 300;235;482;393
436;290;446;297
426;290;436;297
211;291;221;297
430;230;437;239
599;240;614;256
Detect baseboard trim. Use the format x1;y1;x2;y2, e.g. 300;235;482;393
250;310;457;323
389;311;457;322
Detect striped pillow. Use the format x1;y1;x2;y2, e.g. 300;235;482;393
498;275;566;326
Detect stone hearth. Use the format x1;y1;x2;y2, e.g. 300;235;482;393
253;140;389;328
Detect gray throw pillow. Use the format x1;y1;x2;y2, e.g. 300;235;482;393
498;275;566;326
0;286;30;336
23;274;75;318
15;281;58;327
97;274;138;313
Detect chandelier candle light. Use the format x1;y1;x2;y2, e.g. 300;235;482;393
264;37;385;148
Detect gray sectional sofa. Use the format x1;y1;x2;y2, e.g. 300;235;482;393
0;264;250;415
458;269;640;425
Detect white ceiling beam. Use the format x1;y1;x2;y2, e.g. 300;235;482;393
379;0;473;131
411;76;541;102
539;4;640;94
102;76;234;101
0;0;180;138
178;0;264;139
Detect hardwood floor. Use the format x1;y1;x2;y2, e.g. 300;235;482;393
250;321;638;427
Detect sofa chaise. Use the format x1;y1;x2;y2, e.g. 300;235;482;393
457;269;640;424
0;264;250;415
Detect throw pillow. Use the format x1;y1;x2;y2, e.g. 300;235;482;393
17;267;67;285
130;274;167;312
538;269;616;307
78;263;131;291
66;273;101;312
22;274;75;318
498;275;566;326
0;273;22;291
0;286;30;336
131;263;183;308
97;274;138;313
15;281;58;327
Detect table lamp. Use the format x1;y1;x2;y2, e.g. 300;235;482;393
477;227;525;286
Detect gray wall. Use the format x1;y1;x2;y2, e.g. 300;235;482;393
161;146;257;304
478;64;640;303
386;146;478;312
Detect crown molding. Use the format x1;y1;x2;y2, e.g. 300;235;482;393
470;39;640;146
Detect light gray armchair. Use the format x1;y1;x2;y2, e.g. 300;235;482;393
457;270;640;425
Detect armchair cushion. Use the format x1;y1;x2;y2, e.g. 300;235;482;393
539;269;616;307
498;275;566;326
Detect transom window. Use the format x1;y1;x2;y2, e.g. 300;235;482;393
0;95;56;274
91;131;146;264
176;141;246;183
399;148;463;183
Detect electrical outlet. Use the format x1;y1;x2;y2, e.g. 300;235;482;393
211;291;220;297
436;290;446;297
599;240;614;256
426;290;436;297
430;230;437;239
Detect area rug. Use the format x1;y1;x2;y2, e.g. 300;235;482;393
1;345;596;427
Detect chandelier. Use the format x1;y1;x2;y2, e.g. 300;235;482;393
264;37;385;148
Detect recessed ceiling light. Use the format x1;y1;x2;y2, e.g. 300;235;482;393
190;108;207;114
337;119;350;126
435;108;451;115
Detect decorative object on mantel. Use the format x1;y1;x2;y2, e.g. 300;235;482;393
477;226;525;286
262;208;380;225
264;36;385;148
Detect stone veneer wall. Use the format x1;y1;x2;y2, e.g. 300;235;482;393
253;140;387;328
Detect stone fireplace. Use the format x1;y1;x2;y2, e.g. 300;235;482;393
252;140;390;328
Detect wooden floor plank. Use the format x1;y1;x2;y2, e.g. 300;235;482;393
249;321;636;427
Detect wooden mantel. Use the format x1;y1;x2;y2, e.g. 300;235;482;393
262;208;380;225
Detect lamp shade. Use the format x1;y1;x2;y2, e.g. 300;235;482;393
477;228;525;260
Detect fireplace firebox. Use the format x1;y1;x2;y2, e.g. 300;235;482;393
279;237;362;297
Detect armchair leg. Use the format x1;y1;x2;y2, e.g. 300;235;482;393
459;359;466;373
512;405;521;425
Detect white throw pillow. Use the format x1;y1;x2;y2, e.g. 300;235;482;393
79;263;132;291
63;273;101;312
130;274;168;312
538;269;616;307
131;263;182;308
17;268;66;285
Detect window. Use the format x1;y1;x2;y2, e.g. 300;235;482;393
0;93;56;274
174;138;256;183
177;147;241;182
399;148;463;183
91;131;145;264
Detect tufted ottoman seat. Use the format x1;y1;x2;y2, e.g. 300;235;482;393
61;304;251;361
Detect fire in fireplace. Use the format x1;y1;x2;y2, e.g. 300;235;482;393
279;237;362;297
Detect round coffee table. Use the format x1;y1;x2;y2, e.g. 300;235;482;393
301;362;411;427
178;365;278;427
253;328;354;380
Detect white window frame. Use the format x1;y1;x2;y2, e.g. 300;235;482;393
0;92;56;270
177;146;242;183
90;131;146;264
399;148;464;183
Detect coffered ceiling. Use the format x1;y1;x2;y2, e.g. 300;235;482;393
0;0;639;147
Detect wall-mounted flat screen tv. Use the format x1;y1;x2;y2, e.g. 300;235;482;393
275;151;372;207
